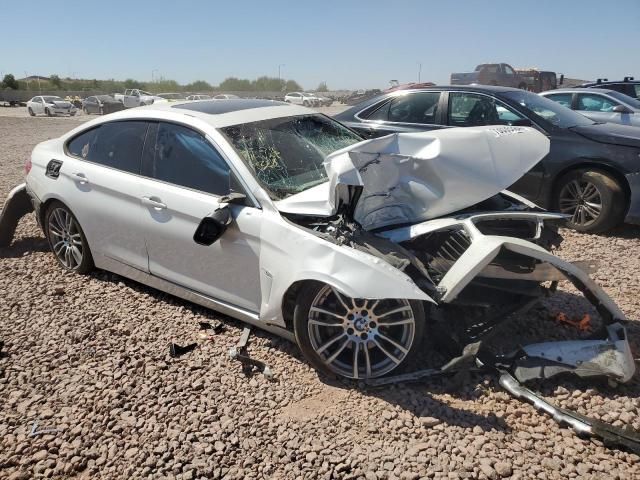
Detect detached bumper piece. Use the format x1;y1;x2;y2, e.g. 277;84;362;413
500;372;640;455
0;183;34;247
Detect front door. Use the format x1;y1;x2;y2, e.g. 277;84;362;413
138;121;262;311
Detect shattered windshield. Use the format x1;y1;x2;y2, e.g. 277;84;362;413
221;114;362;199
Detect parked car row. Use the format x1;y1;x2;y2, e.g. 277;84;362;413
336;84;640;233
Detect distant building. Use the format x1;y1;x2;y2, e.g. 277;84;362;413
18;75;51;82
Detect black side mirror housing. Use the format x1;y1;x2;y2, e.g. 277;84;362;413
511;118;532;127
193;206;233;246
612;105;632;114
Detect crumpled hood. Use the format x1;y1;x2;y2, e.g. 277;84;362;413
276;126;550;231
571;122;640;149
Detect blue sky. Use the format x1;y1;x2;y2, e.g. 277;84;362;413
2;0;638;90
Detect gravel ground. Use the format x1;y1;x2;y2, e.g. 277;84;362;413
0;113;639;479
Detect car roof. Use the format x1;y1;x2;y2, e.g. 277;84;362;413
71;99;313;130
542;88;617;95
388;85;521;94
580;79;640;86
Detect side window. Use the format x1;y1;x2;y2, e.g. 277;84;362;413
370;92;441;124
504;65;515;75
67;121;147;174
448;92;524;126
152;122;231;196
545;93;573;109
577;94;619;112
634;85;640;99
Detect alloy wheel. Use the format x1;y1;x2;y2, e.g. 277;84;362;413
307;285;416;379
47;207;84;270
558;179;603;226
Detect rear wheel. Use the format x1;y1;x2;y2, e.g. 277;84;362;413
45;202;94;274
555;169;626;232
294;283;425;379
518;82;528;90
45;107;53;117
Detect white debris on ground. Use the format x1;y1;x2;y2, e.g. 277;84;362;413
0;112;639;479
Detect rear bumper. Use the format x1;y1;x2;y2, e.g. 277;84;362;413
625;172;640;224
0;183;34;247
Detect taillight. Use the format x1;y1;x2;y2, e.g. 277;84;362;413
25;158;32;175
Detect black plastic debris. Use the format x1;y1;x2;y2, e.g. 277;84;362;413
199;321;226;334
228;327;274;380
169;343;198;358
0;184;34;248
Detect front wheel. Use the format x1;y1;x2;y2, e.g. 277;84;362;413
293;283;425;379
45;108;53;117
28;107;35;116
555;169;626;232
45;202;94;274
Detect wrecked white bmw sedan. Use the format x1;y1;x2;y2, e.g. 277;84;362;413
2;99;634;385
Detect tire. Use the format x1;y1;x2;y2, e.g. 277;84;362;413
303;100;310;107
45;108;53;117
293;282;426;380
518;82;528;90
83;107;89;115
44;202;94;274
70;112;76;117
28;107;35;116
99;107;104;115
554;169;626;233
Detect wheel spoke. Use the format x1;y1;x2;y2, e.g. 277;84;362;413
367;299;380;314
377;305;412;319
372;339;401;365
378;318;414;326
579;206;586;225
309;318;342;328
363;343;372;377
309;306;343;320
316;332;347;354
352;343;360;378
53;240;66;255
376;332;409;355
70;245;83;265
70;233;83;246
49;225;65;237
330;286;350;312
326;337;351;364
64;246;73;267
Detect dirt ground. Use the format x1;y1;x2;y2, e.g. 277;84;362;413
0;110;639;479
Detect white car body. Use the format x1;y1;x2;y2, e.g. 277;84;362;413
186;94;212;100
26;96;77;116
284;92;318;107
113;89;165;108
213;94;239;100
21;100;635;382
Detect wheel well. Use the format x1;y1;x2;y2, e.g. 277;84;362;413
38;198;69;233
281;280;323;331
551;162;630;209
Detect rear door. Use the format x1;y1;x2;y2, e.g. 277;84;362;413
60;121;150;270
138;121;262;311
353;91;445;138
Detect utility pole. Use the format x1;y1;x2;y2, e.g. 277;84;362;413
417;63;422;83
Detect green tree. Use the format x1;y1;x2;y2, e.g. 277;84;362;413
184;80;212;92
219;77;252;91
2;74;19;90
50;74;63;89
284;79;302;91
123;78;144;90
317;81;328;92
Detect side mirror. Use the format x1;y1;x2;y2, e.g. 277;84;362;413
511;118;532;127
193;206;233;246
613;105;632;114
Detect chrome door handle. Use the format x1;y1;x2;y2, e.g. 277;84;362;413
70;172;89;184
141;196;167;210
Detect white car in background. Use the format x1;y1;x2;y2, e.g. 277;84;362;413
9;99;634;384
186;94;212;100
113;89;165;108
213;94;239;100
284;92;318;107
27;96;77;117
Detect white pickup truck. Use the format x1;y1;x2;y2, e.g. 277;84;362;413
113;89;165;108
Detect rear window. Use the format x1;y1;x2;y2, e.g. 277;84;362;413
66;121;148;174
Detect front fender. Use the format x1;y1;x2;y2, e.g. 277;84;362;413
257;212;435;328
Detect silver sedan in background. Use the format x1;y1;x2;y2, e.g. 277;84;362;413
541;88;640;127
